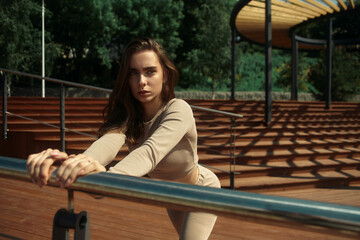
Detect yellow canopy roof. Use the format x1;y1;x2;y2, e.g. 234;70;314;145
230;0;358;49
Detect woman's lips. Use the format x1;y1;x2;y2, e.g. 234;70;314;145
138;90;150;95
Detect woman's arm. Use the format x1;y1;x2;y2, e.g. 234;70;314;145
83;132;126;166
108;99;194;176
27;132;126;188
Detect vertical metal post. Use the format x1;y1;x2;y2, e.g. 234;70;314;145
230;117;236;190
60;84;66;152
291;33;298;101
2;73;8;140
326;17;333;110
41;0;46;98
68;190;74;214
265;0;272;125
231;28;236;100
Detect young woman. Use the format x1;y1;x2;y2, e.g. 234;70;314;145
27;37;220;239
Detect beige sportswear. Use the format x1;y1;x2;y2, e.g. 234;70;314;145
83;98;200;182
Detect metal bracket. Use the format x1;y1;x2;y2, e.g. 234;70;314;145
52;190;90;240
52;209;90;240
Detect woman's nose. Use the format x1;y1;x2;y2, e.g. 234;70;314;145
139;74;147;86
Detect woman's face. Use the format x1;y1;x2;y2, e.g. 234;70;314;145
128;50;164;108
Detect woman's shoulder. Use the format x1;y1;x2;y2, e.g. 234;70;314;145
165;98;192;113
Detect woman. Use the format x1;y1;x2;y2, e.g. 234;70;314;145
27;37;220;239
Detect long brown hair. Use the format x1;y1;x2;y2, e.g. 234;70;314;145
99;37;179;143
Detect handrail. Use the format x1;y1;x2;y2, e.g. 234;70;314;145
0;68;111;93
6;112;97;139
1;156;360;237
0;68;243;118
191;105;243;118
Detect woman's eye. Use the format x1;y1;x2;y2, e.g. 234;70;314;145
130;71;138;76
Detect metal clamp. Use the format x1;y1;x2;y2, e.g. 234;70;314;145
52;190;90;240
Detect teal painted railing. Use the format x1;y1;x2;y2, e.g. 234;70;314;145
1;156;360;237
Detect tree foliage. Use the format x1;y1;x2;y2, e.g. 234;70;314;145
308;47;360;101
0;0;59;75
179;0;235;96
1;0;359;100
46;0;119;86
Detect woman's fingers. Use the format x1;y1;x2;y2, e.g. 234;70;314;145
27;149;69;187
50;150;69;165
27;149;54;187
56;154;105;188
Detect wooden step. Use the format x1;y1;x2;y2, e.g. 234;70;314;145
210;157;360;178
223;169;360;192
2;97;360;192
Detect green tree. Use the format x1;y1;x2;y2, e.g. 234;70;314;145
46;0;118;87
235;42;293;92
277;52;319;93
0;0;60;95
309;47;360;101
0;0;60;76
111;0;183;61
180;0;236;96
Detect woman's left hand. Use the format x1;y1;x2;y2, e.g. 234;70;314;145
56;154;106;188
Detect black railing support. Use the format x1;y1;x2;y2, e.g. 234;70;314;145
230;172;235;190
265;0;272;126
231;28;236;100
2;73;8;140
326;17;333;110
52;190;90;240
52;209;90;240
230;117;237;190
291;32;298;101
60;84;66;152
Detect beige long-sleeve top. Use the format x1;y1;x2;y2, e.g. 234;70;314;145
83;98;198;181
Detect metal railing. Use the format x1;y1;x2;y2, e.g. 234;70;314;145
1;68;243;188
1;156;360;238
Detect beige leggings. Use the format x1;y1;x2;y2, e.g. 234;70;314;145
166;165;221;240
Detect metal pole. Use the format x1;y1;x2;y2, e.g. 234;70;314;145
265;0;272;125
231;28;236;100
2;73;8;140
230;117;236;190
41;0;45;98
326;17;333;110
60;84;66;152
291;32;298;101
68;190;74;214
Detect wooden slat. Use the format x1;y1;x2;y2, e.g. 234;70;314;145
321;0;341;11
350;0;355;8
337;0;348;10
272;0;321;18
278;0;327;15
302;0;334;13
237;10;305;25
237;16;302;25
241;5;307;21
248;1;311;19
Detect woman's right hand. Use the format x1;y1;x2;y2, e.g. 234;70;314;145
27;149;69;187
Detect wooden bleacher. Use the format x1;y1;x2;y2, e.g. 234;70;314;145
188;99;360;192
1;96;360;239
1;97;360;193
